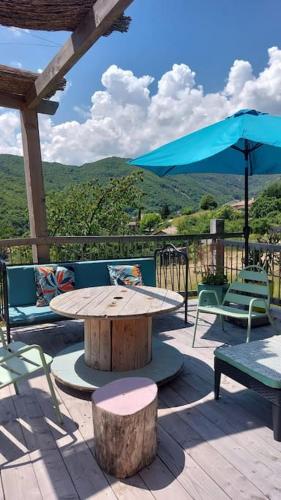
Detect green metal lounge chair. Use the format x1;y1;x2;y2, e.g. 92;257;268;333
192;265;275;347
0;330;63;424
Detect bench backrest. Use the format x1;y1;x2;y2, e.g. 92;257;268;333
7;258;156;306
223;265;270;311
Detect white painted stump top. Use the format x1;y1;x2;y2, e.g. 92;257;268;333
92;377;157;416
50;285;184;319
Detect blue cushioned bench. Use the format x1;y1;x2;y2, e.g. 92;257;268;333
0;258;156;343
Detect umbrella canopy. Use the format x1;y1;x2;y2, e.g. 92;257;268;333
129;109;281;264
129;109;281;176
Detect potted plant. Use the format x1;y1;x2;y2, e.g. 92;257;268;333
197;268;229;305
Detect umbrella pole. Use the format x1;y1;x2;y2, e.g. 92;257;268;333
244;164;249;266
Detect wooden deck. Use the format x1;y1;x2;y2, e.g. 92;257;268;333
1;301;281;499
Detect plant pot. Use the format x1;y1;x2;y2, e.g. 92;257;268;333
197;283;229;305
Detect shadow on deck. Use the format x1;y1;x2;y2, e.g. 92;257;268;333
1;301;281;499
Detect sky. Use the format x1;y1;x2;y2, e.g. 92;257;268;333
1;0;281;164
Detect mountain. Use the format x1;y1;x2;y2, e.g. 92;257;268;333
0;153;279;237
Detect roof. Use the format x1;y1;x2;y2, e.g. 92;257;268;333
0;64;65;99
229;198;255;210
0;1;131;33
154;226;178;236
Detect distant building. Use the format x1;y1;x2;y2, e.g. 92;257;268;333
128;221;138;232
229;198;255;210
154;226;178;236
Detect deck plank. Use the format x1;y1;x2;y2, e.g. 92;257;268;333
51;381;178;500
35;369;153;500
159;385;281;498
3;306;281;500
158;398;265;499
0;386;43;500
157;425;228;500
24;375;118;500
8;382;79;500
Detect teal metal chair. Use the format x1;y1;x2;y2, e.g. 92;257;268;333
192;265;275;347
0;330;63;424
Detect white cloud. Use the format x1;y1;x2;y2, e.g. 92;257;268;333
2;47;281;165
9;61;23;69
0;111;21;155
9;27;30;37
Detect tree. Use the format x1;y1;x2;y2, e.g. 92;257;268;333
200;194;218;210
160;203;170;219
251;196;281;219
262;181;281;199
214;205;240;220
140;213;162;233
47;172;143;237
181;206;194;216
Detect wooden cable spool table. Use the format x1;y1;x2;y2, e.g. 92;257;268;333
50;285;184;391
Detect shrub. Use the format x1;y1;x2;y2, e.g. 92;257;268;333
200;194;218;210
140;212;162;233
201;268;228;285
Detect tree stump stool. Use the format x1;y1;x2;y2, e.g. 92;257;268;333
92;377;158;478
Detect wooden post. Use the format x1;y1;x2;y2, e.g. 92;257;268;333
20;109;50;263
210;219;224;275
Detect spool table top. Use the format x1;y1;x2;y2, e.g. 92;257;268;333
50;285;184;320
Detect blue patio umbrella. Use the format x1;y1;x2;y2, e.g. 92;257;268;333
129;109;281;264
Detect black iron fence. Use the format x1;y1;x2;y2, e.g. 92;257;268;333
224;240;281;304
0;230;242;294
2;228;281;304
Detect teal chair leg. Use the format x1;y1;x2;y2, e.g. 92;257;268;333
37;348;63;425
246;315;252;343
13;382;19;395
192;309;200;348
220;315;225;332
44;367;63;425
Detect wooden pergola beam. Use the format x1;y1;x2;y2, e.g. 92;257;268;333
20;109;50;263
0;93;58;115
26;0;133;109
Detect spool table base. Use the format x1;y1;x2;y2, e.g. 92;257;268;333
51;338;183;392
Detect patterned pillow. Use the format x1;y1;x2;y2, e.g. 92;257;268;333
107;264;143;286
35;265;75;307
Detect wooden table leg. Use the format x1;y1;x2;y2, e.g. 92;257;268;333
84;318;111;371
111;316;152;371
84;316;152;371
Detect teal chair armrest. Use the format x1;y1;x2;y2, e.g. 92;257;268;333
249;297;267;314
1;343;47;363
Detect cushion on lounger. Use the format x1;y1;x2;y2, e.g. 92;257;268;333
215;336;281;388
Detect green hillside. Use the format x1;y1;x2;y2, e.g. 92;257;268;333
0;153;280;238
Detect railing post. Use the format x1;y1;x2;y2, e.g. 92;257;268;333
210;219;224;275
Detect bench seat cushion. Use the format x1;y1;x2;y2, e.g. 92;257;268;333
9;305;64;326
215;336;281;388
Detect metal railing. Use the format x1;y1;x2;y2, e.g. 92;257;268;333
2;230;281;303
0;231;243;295
224;240;281;304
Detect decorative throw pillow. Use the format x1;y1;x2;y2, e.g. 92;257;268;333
107;264;143;286
35;265;75;307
